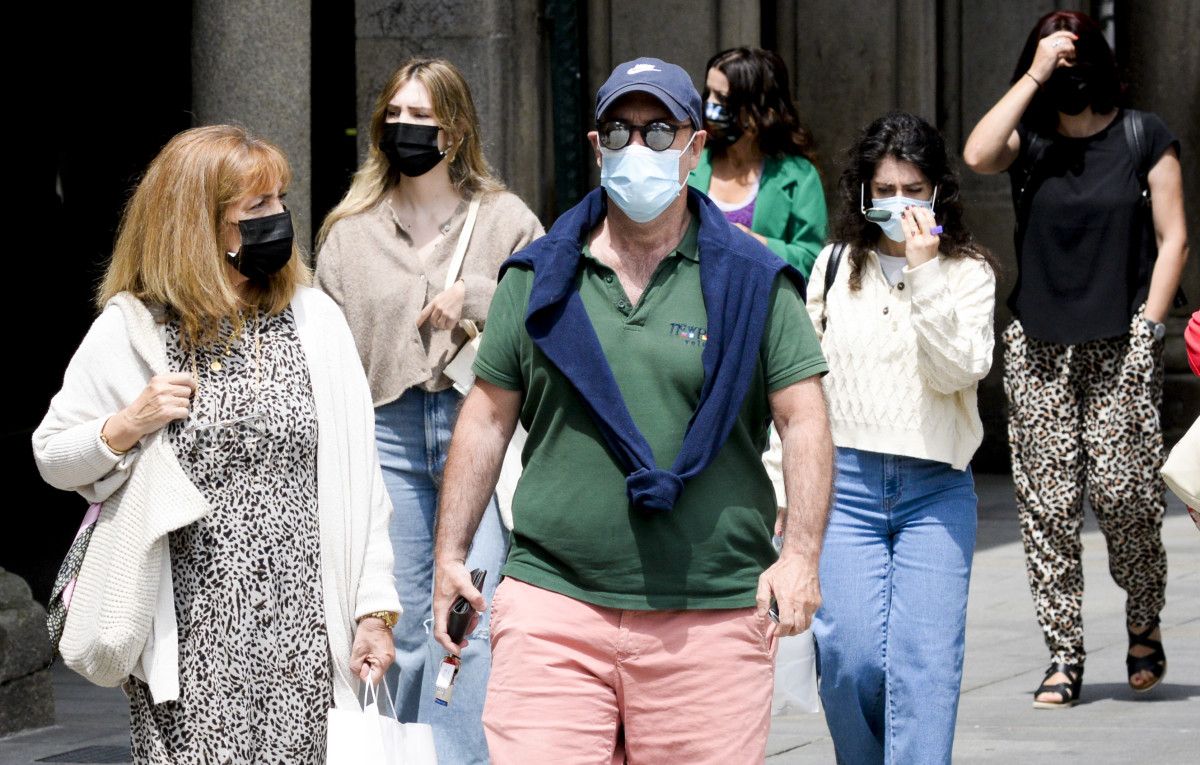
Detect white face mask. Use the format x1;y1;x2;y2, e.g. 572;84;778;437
862;184;938;242
600;134;696;224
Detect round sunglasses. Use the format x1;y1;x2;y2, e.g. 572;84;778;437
597;119;687;152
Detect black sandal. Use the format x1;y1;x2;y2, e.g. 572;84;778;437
1032;662;1083;709
1127;620;1167;693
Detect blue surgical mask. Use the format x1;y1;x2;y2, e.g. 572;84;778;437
600;134;696;223
863;184;938;242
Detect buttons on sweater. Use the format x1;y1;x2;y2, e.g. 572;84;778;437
897;282;905;291
883;306;889;315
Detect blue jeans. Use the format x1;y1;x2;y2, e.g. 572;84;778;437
814;448;977;765
375;388;509;765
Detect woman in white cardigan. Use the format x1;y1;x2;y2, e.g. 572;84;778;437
33;125;399;764
805;112;997;765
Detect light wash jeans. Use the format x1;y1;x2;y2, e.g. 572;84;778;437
375;388;509;765
814;447;977;765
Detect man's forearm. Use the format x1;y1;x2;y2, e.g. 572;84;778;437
778;388;833;561
434;383;519;564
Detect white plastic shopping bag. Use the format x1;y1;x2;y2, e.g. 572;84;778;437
771;628;820;715
326;676;437;764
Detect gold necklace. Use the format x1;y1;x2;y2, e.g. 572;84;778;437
189;310;262;392
208;310;250;372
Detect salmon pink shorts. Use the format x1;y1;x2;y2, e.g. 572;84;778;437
482;577;776;764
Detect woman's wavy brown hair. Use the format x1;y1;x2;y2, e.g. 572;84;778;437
98;124;310;347
830;112;995;291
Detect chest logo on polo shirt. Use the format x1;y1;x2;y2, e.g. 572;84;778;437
667;322;708;348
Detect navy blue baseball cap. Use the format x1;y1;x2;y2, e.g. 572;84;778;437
595;57;703;129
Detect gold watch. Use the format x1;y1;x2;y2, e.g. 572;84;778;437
358;610;399;630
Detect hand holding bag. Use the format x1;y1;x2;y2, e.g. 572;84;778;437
326;675;437;764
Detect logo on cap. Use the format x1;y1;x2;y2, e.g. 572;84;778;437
626;63;661;75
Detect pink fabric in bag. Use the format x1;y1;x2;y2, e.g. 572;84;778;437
60;503;103;610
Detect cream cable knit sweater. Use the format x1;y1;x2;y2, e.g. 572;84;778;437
806;243;996;471
33;288;399;709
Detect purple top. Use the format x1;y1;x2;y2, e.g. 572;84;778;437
722;197;756;229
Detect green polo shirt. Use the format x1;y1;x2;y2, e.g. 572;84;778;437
474;219;827;610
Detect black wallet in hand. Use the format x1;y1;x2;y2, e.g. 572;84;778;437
446;569;487;644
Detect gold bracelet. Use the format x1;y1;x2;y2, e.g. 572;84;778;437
357;611;399;630
99;430;131;456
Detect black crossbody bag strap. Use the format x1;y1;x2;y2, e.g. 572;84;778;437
1124;109;1186;308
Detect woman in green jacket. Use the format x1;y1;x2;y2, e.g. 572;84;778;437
688;47;828;277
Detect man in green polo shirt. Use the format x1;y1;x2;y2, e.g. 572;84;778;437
432;57;832;762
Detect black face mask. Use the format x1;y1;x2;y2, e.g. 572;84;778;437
1047;67;1092;116
380;122;447;177
226;209;294;281
704;101;743;150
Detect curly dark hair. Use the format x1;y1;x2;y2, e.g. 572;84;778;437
1011;11;1123;134
830;112;995;291
703;47;817;164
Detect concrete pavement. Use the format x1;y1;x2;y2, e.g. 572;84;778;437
766;474;1200;762
1;474;1196;763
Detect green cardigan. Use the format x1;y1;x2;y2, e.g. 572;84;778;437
688;149;828;278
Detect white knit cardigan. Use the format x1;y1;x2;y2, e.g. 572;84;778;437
806;243;996;470
32;288;400;709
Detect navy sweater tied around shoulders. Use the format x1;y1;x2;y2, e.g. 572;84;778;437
501;187;806;514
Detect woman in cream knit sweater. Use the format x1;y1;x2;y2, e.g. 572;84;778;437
806;112;996;765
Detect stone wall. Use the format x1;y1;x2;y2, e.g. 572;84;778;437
0;569;54;736
353;0;550;217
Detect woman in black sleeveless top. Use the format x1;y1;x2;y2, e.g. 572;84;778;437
963;10;1188;708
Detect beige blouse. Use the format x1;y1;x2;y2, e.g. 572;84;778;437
315;190;544;405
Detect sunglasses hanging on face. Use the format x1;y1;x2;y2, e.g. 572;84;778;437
860;183;939;221
597;119;684;152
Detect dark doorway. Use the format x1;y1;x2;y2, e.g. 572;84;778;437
4;3;193;603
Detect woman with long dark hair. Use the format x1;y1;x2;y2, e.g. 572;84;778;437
687;47;827;276
808;112;996;764
964;10;1188;708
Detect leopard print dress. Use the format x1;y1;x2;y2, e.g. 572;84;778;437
128;307;332;764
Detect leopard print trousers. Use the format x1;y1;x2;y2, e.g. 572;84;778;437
1004;311;1167;665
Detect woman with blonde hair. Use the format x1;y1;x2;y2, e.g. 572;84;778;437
316;57;542;763
33;124;399;763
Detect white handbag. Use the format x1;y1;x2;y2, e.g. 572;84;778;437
441;197;483;395
326;676;437;765
1162;416;1200;509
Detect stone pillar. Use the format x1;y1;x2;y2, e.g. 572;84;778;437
0;569;55;736
192;0;314;249
1121;0;1200;441
354;0;549;219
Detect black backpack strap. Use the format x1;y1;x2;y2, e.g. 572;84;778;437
1123;109;1151;205
821;242;847;331
1017;130;1050;213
